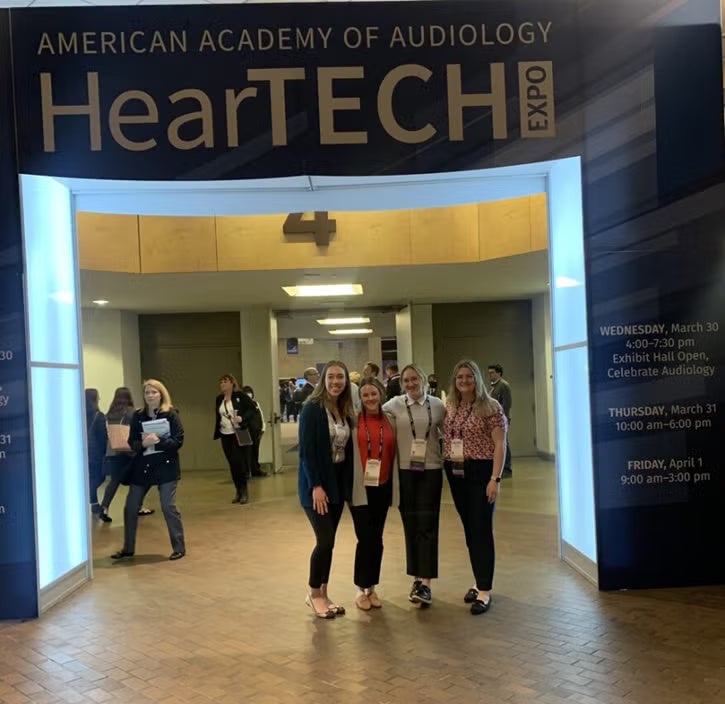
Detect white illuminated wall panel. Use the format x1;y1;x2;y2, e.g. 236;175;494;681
547;158;597;569
21;174;89;594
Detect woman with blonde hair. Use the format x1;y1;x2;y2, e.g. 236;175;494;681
444;360;507;615
383;363;445;607
111;379;186;561
298;360;355;618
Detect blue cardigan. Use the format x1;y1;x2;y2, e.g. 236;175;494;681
297;401;353;508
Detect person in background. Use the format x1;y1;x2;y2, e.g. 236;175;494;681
349;370;362;385
242;385;267;478
287;379;299;421
349;377;399;610
111;379;186;561
298;360;354;619
487;364;513;477
85;389;108;518
214;374;260;504
280;380;292;422
427;373;444;400
445;360;507;614
385;364;401;401
99;387;154;522
362;362;380;380
383;364;445;607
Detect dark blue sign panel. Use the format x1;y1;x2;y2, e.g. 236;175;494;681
0;10;38;620
4;1;725;591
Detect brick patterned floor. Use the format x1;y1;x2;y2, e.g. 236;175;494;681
1;460;723;703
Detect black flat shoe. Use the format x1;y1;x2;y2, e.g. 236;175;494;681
408;579;422;603
464;588;479;603
111;550;133;560
238;489;249;504
471;595;492;615
169;551;185;561
98;511;113;524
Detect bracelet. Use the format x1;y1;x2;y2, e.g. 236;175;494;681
490;476;502;483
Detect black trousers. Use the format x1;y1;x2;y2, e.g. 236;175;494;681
445;460;496;591
504;419;512;472
349;482;392;589
398;469;442;579
303;462;346;589
220;433;252;491
101;454;133;510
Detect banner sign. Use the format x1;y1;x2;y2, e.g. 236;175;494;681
0;11;38;620
2;0;724;598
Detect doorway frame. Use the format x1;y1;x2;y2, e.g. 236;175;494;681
20;157;597;613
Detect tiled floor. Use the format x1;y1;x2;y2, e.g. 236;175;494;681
1;459;723;704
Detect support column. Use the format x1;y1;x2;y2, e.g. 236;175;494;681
240;308;281;472
396;304;435;375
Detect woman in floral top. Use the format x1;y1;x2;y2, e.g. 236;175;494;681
444;359;508;615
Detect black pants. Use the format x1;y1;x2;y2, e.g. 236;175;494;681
220;433;252;492
88;456;105;508
101;454;133;510
445;460;496;591
398;469;442;579
303;461;346;589
252;436;262;475
349;482;392;589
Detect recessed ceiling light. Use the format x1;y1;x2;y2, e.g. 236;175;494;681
329;328;373;335
317;316;370;326
92;299;110;306
283;284;363;297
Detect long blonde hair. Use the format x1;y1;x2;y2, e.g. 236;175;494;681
143;378;173;413
447;360;498;417
307;361;354;419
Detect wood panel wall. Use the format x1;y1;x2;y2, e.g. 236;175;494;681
78;194;548;274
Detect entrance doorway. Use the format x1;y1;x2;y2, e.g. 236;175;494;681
20;159;595;612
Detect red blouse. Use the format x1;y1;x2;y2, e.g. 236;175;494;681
357;412;396;485
444;401;508;460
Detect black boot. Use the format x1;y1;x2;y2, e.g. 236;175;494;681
238;484;249;504
232;489;241;504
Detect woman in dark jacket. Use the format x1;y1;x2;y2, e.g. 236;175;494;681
111;378;186;561
214;374;261;504
242;385;266;477
85;388;108;517
298;360;354;619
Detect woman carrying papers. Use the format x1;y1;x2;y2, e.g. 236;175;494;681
111;378;186;561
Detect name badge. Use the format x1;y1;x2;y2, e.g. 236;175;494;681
451;439;464;462
410;438;427;471
364;459;381;486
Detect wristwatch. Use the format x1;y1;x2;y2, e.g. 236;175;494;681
491;476;502;483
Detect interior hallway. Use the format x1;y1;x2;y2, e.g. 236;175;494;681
0;459;723;704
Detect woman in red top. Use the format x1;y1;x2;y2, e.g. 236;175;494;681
349;377;399;610
444;359;507;615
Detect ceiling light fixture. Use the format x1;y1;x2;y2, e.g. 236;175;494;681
317;316;370;326
92;299;110;306
283;284;363;297
329;328;373;335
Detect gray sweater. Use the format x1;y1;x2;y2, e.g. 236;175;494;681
382;394;445;470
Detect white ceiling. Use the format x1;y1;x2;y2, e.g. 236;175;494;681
81;250;549;337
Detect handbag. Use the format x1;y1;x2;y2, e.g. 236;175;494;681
234;427;253;447
108;422;131;452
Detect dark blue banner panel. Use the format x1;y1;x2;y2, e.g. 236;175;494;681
0;9;38;620
4;1;724;592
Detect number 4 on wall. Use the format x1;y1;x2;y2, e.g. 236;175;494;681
283;212;337;246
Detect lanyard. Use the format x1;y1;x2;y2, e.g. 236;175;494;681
223;400;234;420
452;403;474;439
363;415;385;459
405;397;432;442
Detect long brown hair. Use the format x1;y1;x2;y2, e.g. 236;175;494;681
307;360;354;419
447;360;498;417
107;387;134;417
